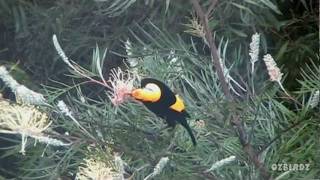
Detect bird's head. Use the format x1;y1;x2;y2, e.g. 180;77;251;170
130;78;176;105
131;83;161;102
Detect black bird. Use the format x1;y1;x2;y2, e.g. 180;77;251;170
131;78;196;146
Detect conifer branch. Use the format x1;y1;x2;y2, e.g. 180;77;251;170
189;0;231;100
189;0;271;179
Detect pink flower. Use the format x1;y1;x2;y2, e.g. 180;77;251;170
53;34;139;106
263;54;283;82
263;54;289;96
108;68;137;106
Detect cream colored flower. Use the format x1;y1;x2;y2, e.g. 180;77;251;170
184;15;207;44
0;66;46;105
76;152;125;180
205;155;236;172
57;100;73;117
195;119;206;129
249;33;260;73
144;157;169;180
114;153;125;180
76;158;116;180
309;90;319;108
0;101;68;154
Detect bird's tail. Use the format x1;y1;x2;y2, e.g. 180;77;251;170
180;120;197;146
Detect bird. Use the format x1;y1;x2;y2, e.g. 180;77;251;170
130;78;196;146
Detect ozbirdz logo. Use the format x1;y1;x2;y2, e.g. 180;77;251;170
271;163;310;171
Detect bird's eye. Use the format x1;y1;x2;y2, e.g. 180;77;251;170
144;83;160;92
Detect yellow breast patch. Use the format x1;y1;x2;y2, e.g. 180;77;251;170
170;95;185;112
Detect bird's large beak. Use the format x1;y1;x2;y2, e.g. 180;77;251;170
131;88;161;102
131;88;144;99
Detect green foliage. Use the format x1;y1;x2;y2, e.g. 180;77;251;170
0;0;319;179
298;58;320;93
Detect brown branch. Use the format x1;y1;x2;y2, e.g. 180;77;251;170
189;0;271;179
232;115;271;179
190;0;231;100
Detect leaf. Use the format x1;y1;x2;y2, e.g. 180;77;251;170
245;0;282;15
208;19;219;30
275;41;289;60
229;27;248;37
259;0;282;15
231;2;254;15
165;0;170;14
300;0;309;11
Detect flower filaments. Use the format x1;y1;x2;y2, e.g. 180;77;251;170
76;151;125;180
0;101;68;154
184;15;207;45
76;157;116;180
108;68;137;106
53;34;138;106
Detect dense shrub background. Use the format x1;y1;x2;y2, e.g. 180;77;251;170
0;0;319;179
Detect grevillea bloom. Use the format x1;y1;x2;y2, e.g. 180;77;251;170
76;150;125;180
53;35;139;106
263;54;283;82
108;68;138;106
263;54;289;95
205;156;236;172
144;157;169;180
0;66;46;105
249;33;260;73
76;157;117;180
0;101;68;154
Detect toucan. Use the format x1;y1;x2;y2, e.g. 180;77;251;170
131;78;197;146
